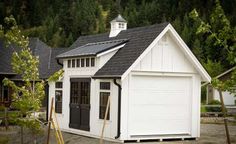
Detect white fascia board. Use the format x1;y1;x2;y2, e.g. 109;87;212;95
121;24;211;82
97;43;126;57
121;24;170;81
168;24;211;82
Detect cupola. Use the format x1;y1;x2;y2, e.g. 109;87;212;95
109;14;127;37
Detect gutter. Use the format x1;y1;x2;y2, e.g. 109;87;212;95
57;59;63;66
113;79;122;139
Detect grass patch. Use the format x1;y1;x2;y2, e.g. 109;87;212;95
0;137;9;144
201;106;207;113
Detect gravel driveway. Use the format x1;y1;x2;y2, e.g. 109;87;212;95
53;124;236;144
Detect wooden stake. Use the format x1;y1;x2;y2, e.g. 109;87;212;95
46;97;54;144
100;96;111;144
53;107;64;144
219;90;231;144
4;107;8;130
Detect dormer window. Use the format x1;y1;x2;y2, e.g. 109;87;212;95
119;23;124;29
81;58;85;67
67;57;95;68
68;60;71;68
72;59;75;67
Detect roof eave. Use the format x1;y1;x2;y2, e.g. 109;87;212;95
92;75;121;79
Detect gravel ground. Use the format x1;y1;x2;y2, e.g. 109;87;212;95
1;124;236;144
52;124;236;144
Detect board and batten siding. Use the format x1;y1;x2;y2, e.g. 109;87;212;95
133;33;196;73
120;33;201;140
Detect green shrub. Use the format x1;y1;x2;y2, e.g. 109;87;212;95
206;100;222;112
208;100;221;105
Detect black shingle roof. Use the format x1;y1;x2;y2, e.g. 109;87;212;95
57;39;127;58
0;40;16;74
70;22;169;77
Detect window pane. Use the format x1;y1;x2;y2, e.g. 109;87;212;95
91;58;95;67
3;86;9;101
76;59;80;67
68;60;71;68
72;59;75;67
86;58;90;67
99;92;110;120
100;82;110;90
81;58;84;67
55;90;62;113
55;82;63;88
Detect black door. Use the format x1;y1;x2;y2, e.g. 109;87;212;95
69;78;90;131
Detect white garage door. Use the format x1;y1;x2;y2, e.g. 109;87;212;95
129;75;192;136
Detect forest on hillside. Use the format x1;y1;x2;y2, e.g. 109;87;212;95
0;0;236;77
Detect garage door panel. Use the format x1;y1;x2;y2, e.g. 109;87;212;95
130;119;190;135
131;105;190;118
130;90;189;105
129;75;192;136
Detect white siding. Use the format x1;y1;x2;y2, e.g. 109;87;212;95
133;33;196;73
213;89;236;106
48;50;120;140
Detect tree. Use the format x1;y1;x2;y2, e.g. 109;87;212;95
190;0;236;143
0;15;63;143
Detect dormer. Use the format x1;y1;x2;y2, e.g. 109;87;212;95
56;39;127;75
109;14;127;37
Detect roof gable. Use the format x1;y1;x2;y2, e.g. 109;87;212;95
121;24;211;82
94;22;169;77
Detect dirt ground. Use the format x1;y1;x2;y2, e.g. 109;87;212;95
1;124;236;144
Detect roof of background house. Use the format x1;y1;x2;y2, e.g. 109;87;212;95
69;22;169;77
201;66;236;86
0;38;67;79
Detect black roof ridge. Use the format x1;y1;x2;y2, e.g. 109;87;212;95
86;38;128;46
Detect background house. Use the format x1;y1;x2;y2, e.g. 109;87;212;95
48;15;211;142
0;38;67;112
204;67;236;106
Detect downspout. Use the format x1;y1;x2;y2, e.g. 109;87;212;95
57;59;63;66
113;79;121;139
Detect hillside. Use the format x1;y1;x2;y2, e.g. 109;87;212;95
1;0;236;76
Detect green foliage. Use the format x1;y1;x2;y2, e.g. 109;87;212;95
190;0;236;95
203;59;224;77
0;16;63;136
206;100;222;112
47;69;64;82
1;16;44;134
1;0;236;50
208;100;221;105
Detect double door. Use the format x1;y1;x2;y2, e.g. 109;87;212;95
69;78;90;131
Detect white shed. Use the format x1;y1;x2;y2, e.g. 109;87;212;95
48;15;211;142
